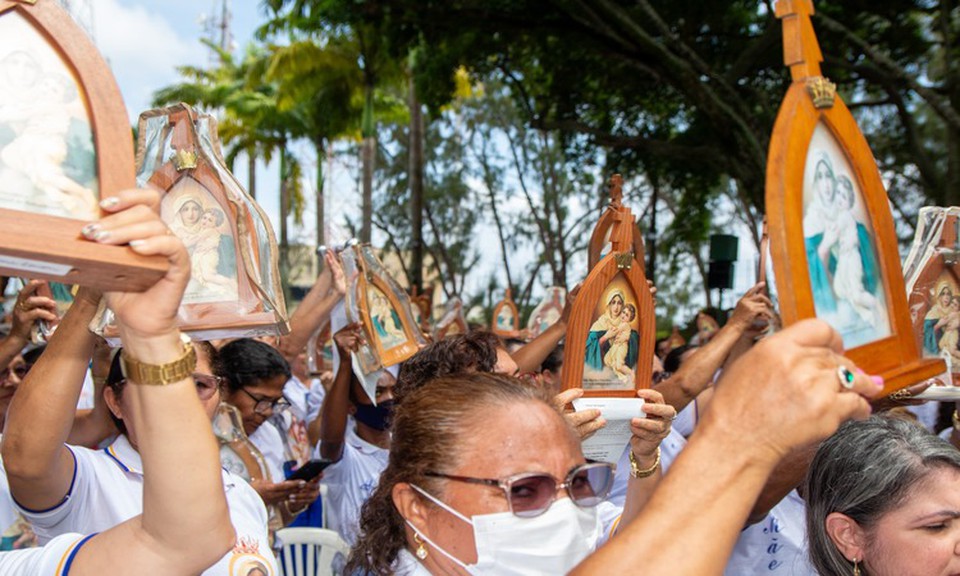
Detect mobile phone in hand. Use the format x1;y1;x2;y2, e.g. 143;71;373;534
287;459;334;482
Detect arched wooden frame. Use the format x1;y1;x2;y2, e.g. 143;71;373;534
767;0;942;394
0;0;166;290
410;286;433;335
587;174;647;272
492;289;519;337
122;104;287;338
905;209;960;384
564;204;655;397
354;248;420;367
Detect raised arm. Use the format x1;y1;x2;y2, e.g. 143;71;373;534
2;286;101;511
277;250;345;362
318;323;364;461
66;189;234;574
511;285;579;373
0;282;57;370
654;283;773;412
67;337;120;448
570;320;880;575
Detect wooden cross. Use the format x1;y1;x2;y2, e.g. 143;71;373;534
608;174;624;207
775;0;823;81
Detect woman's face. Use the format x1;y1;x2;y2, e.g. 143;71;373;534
940;290;953;309
418;401;583;568
224;373;287;436
608;296;624;317
179;201;202;226
859;466;960;576
815;161;834;204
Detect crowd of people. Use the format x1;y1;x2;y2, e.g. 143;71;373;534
0;189;956;575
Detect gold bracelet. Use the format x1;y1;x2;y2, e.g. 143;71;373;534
629;447;661;479
120;334;196;386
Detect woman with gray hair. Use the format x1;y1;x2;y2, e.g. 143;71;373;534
805;415;960;575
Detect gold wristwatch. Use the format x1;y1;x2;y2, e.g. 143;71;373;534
120;333;196;386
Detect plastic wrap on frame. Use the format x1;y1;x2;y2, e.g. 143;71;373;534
92;104;288;342
904;206;960;390
340;246;383;375
527;287;567;339
357;245;427;349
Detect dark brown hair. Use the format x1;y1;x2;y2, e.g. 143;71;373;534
394;331;502;404
345;373;554;575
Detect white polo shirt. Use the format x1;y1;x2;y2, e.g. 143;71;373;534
16;435;279;576
0;532;91;575
319;424;388;546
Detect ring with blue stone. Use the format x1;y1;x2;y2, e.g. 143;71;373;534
837;366;856;390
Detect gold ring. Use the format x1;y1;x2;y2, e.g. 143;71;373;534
16;301;29;312
888;388;912;401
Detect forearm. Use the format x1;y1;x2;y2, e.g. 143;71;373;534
571;424;777;574
512;321;565;373
2;296;98;487
615;457;662;531
120;329;233;560
278;291;340;361
318;357;351;460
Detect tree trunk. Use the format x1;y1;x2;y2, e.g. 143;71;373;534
247;149;256;200
279;145;290;293
409;75;425;292
361;86;375;244
315;139;327;279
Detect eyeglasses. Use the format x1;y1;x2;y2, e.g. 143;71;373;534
0;364;28;382
192;373;223;401
239;387;290;415
425;462;614;518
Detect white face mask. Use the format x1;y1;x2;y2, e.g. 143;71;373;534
407;484;600;576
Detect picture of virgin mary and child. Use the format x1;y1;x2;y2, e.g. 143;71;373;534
368;286;407;351
162;182;239;303
0;17;98;220
584;288;640;388
922;280;960;366
802;140;890;348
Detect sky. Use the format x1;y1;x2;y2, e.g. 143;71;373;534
65;0;758;319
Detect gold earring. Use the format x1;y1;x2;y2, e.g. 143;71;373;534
853;558;861;576
414;532;428;560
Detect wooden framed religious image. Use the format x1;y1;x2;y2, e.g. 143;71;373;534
0;0;166;290
341;243;424;370
563;176;655;397
766;0;942;393
491;288;519;337
587;177;646;272
903;207;960;397
527;286;566;339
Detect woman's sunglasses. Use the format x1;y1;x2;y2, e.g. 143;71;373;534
425;461;615;518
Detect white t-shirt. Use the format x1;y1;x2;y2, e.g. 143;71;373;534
305;378;326;424
724;490;815;575
319;424;388;546
0;532;91;575
16;435;278;576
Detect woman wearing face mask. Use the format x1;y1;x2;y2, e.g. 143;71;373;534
346;372;672;576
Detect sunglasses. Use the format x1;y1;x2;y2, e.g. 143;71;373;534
115;373;222;401
425;461;614;518
192;373;223;401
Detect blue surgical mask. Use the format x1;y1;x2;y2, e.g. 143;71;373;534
354;399;395;431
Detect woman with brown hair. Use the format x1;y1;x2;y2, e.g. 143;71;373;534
347;373;672;575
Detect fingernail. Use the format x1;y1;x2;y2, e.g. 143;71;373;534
94;229;110;242
298;481;306;487
129;239;146;247
870;375;884;388
288;495;296;501
81;223;100;239
99;197;120;209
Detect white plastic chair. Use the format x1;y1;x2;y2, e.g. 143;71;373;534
276;527;350;576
